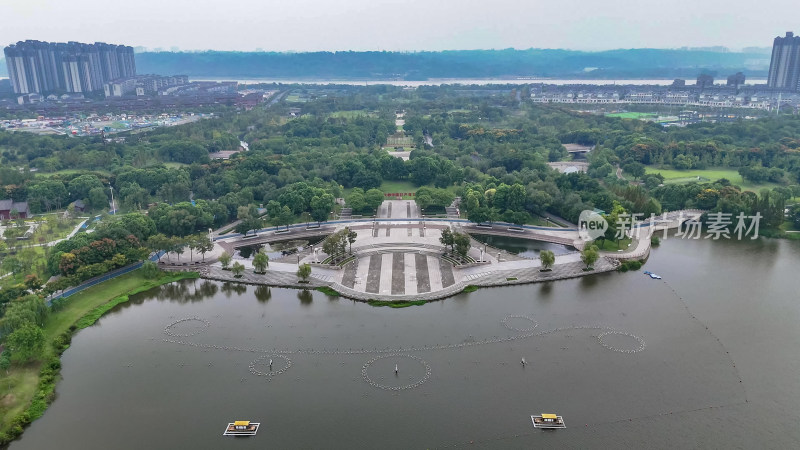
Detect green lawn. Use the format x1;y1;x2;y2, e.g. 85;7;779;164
0;368;40;433
328;110;374;119
379;180;418;194
34;168;112;178
645;166;780;192
595;238;633;251
529;215;557;227
606;112;658;120
42;271;157;341
284;94;308;103
163;162;187;169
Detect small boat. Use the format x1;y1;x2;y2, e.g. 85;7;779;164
643;271;662;279
531;413;566;429
223;420;260;436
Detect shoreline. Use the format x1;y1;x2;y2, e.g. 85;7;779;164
0;270;199;446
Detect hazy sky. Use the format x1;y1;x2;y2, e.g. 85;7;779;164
2;0;796;51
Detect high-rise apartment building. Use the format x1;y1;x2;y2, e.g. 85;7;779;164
3;40;136;94
767;32;800;92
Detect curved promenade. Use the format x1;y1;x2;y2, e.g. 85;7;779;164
156;205;703;303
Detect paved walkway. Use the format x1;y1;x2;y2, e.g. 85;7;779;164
177;205;704;302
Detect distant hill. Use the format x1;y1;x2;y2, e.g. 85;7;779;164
0;49;771;81
135;48;770;80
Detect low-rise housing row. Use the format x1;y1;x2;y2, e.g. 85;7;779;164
530;86;800;111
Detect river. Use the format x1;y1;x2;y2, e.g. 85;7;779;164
10;235;800;449
193;78;768;87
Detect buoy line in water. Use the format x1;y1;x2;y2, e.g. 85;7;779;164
163;317;210;337
361;354;432;391
161;316;646;357
501;315;538;332
597;331;646;353
248;354;292;378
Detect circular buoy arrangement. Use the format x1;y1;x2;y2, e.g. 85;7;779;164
248;354;292;378
597;331;646;353
160;314;647;385
164;317;210;337
362;354;431;391
501;315;538;332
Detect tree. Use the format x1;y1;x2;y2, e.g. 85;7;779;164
297;263;312;282
540;250;555;271
231;261;245;278
347;188;366;212
346;228;357;254
141;260;160;279
68;174;103;201
1;256;23;276
219;251;232;269
278;205;294;231
23;274;43;291
6;323;45;362
0;351;10;374
111;253;127;268
453;232;471;257
623;162;646;180
581;245;599;270
467;206;491;225
196;235;214;261
87;186;110;210
322;228;349;259
364;188;384;211
267;200;284;230
147;233;170;261
253;250;269;273
439;228;455;252
236;217;263;236
310;193;335;224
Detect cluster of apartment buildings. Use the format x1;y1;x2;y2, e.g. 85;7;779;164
4;40;136;94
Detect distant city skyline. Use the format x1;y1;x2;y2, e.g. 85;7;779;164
1;0;796;52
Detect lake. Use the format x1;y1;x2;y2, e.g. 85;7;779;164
10;235;800;449
193;78;768;87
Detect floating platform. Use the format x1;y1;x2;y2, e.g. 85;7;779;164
223;421;260;436
531;414;566;429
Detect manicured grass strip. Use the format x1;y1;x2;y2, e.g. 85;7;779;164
74;272;198;330
366;299;427;308
316;286;340;297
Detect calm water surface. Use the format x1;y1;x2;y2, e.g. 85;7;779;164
11;236;800;449
471;234;574;258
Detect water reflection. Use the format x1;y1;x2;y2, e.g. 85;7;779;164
298;289;313;306
254;285;272;303
471;234;573;258
221;281;247;297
